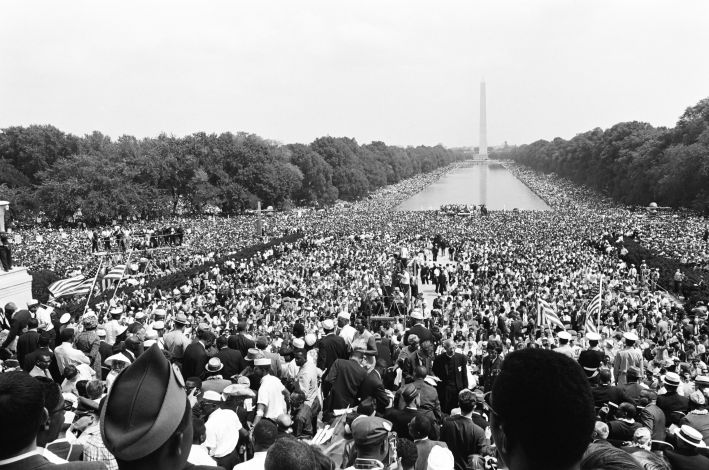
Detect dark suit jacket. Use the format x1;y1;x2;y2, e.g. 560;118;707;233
227;333;254;358
383;407;422;440
316;333;348;372
323;358;366;412
592;384;632;408
0;453;106;469
415;440;448;470
182;342;209;380
638;403;666;441
1;309;32;349
17;330;41;368
440;415;487;470
359;369;389;413
657;391;689;426
395;379;442;422
216;347;246;379
432;353;468;391
664;449;709;470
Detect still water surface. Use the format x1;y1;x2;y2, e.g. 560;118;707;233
397;161;550;211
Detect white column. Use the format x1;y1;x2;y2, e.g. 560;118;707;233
0;201;8;233
479;81;488;159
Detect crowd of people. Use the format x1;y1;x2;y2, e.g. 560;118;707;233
1;159;709;470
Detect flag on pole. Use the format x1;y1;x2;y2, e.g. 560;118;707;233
584;276;603;334
48;275;84;298
48;266;100;298
537;298;566;330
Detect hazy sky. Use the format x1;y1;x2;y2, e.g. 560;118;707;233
2;1;708;147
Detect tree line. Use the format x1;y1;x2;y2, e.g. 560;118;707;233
0;127;467;224
495;97;709;211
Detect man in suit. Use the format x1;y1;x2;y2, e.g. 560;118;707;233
403;311;432;347
620;366;646;405
16;317;41;369
395;366;442;422
433;339;469;414
1;299;38;353
182;330;215;381
592;369;633;408
226;321;254;358
637;389;666;441
679;391;709;445
402;339;433;383
657;372;690;426
359;350;390;414
614;332;644;386
0;371;106;469
315;319;347;373
215;335;245;379
607;402;642;443
409;414;447;470
322;349;367;423
384;384;428;440
440;389;488;470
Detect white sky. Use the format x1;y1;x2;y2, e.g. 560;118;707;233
1;0;708;147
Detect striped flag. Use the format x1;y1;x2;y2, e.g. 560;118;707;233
537;297;566;330
102;264;127;290
48;275;84;298
584;277;602;334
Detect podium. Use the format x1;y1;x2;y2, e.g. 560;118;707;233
0;267;33;307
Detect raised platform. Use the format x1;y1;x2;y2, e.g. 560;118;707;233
0;267;33;307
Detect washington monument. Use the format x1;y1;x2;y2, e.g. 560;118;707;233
479;80;488;159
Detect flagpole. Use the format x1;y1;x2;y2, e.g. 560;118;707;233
108;248;134;305
82;257;104;317
597;275;602;333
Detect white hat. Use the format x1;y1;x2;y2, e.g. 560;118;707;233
28;299;39;307
104;352;131;366
676;425;707;448
623;332;639;342
585;332;601;341
254;358;271;367
97;329;106;337
557;331;572;341
202;390;223;402
305;333;317;347
152;320;165;330
427;445;455;470
663;372;681;387
292;338;306;349
337;311;350;320
410;311;424;320
59;313;71;325
322;319;335;330
109;307;123;316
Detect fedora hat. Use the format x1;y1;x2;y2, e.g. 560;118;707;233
205;357;223;373
173;313;189;325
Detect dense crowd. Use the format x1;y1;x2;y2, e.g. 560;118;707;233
1;160;709;470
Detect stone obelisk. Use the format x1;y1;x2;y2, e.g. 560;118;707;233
479;81;488;159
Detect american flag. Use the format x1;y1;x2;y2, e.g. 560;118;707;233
537;297;566;330
102;264;127;291
48;265;100;298
584;279;602;334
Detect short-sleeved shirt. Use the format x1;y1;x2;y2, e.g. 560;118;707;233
205;408;242;458
258;374;287;420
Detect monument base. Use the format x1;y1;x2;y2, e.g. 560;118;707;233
0;267;33;307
